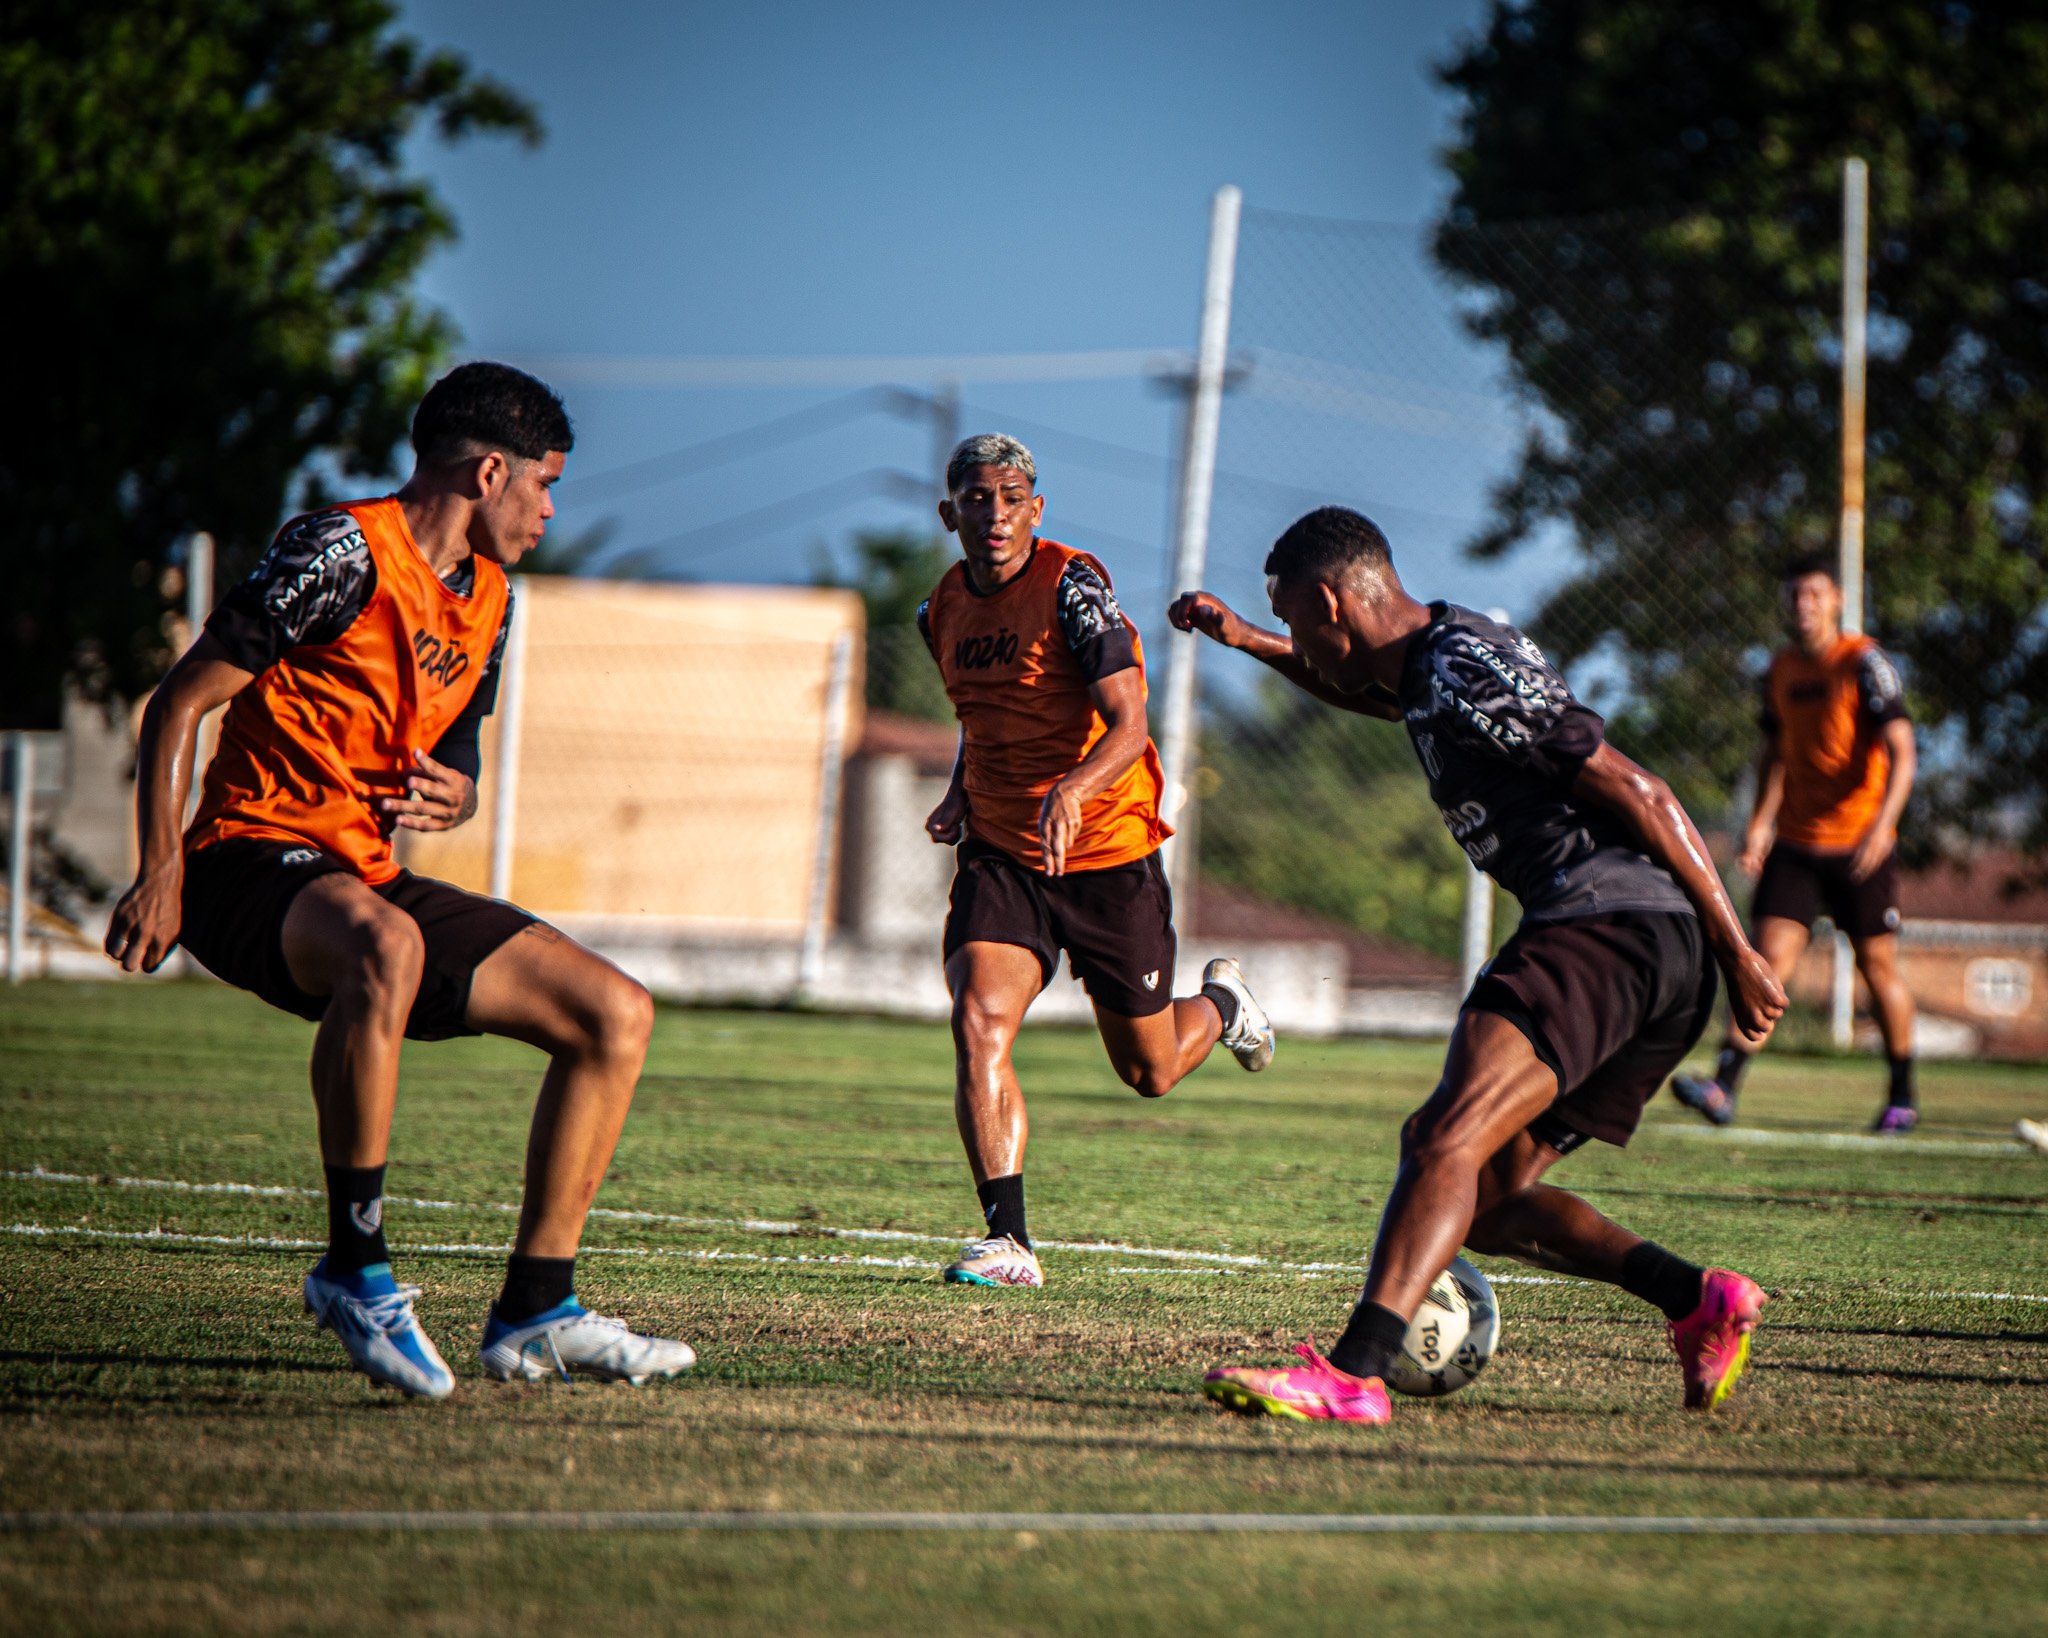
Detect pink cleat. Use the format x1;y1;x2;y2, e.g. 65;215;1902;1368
1203;1341;1392;1423
1669;1268;1766;1411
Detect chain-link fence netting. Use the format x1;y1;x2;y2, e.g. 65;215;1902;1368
1180;196;2047;992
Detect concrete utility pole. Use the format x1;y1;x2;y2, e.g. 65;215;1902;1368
1834;156;1871;1052
1156;184;1243;924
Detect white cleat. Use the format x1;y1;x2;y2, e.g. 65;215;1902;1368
2016;1118;2048;1157
303;1263;455;1400
942;1234;1043;1287
1203;957;1276;1072
479;1302;697;1386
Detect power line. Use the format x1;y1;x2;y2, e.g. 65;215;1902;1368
557;391;888;504
515;347;1187;390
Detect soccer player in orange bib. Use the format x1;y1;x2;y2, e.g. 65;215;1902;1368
1671;552;1920;1133
917;434;1275;1287
104;364;695;1398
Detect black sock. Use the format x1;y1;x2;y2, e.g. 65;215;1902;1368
1326;1299;1408;1382
1202;981;1241;1034
1621;1241;1706;1322
496;1253;577;1325
1887;1056;1916;1109
976;1173;1029;1248
323;1164;389;1276
1714;1044;1754;1097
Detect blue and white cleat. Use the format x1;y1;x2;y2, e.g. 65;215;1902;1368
479;1301;697;1386
303;1260;455;1400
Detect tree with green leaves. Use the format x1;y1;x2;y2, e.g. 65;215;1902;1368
1434;2;2048;854
1;0;539;728
817;530;960;723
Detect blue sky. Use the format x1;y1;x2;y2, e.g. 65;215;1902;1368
397;0;1556;637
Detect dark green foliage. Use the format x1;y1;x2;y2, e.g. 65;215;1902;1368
819;530;960;722
0;0;539;727
1199;677;1470;959
1434;3;2048;851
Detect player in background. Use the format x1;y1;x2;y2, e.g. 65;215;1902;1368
1174;508;1785;1421
919;433;1274;1288
104;363;695;1399
1671;553;1919;1133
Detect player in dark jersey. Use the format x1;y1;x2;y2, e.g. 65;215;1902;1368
104;363;695;1400
1173;508;1786;1421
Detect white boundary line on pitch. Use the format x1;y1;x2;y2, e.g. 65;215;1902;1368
3;1509;2044;1537
1643;1123;2028;1156
9;1221;2047;1308
10;1167;2048;1303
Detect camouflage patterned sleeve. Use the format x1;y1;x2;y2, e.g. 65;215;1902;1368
1054;558;1138;683
1430;629;1604;787
1857;644;1909;726
205;511;375;673
916;598;936;660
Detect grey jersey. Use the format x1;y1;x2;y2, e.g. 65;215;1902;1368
1398;603;1691;924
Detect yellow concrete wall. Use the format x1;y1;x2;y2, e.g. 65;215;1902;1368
399;578;863;929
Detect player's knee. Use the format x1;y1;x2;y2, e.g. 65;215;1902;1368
951;992;1017;1064
591;974;655;1060
1118;1058;1175;1099
345;913;424;1012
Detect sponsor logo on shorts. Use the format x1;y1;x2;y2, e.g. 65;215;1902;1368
279;848;321;866
1142;970;1159;991
1884;907;1901;931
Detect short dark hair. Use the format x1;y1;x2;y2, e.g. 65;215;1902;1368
1264;506;1394;587
1781;550;1839;585
411;362;573;465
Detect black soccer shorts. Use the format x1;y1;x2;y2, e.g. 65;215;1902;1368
1751;841;1902;941
942;837;1177;1017
178;837;535;1041
1465;909;1717;1150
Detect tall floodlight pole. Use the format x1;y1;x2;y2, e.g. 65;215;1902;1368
1157;184;1242;924
1834;156;1870;1051
487;588;530;902
1840;157;1869;637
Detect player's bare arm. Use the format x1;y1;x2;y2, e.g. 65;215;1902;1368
1037;666;1149;877
104;634;256;972
1168;590;1401;719
1573;741;1787;1041
926;733;969;844
1737;742;1785;877
1850;716;1916;882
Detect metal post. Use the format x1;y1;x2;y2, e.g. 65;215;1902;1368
1831;929;1856;1051
186;531;214;640
487;588;530;902
798;631;857;997
1460;861;1493;994
6;733;31;983
1156;184;1243;922
1839;157;1868;637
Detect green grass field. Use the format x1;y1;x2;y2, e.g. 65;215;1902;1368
3;979;2047;1634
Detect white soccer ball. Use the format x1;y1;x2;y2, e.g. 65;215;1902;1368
1385;1256;1499;1398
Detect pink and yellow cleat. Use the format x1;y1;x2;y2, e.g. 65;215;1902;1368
1669;1268;1766;1410
1202;1341;1392;1423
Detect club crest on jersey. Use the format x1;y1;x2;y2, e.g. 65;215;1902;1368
412;629;473;688
952;629;1020;672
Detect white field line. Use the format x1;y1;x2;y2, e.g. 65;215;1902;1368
2;1509;2044;1538
1643;1123;2026;1156
7;1168;2045;1304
